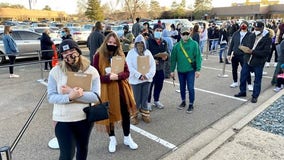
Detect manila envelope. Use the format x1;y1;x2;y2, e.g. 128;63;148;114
67;72;92;91
154;52;168;59
137;55;150;75
111;56;125;74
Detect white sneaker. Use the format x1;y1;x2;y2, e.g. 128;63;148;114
9;74;20;78
274;62;278;67
230;82;238;88
147;103;152;111
154;101;164;109
248;84;253;92
265;62;270;67
108;136;117;153
273;87;282;92
124;134;138;150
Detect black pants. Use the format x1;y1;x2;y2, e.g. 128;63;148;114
231;55;251;84
276;78;284;88
109;98;130;137
267;43;278;63
55;120;93;160
8;55;16;74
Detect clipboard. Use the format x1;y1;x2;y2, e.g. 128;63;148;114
137;55;150;75
154;52;168;58
111;56;125;74
66;72;92;91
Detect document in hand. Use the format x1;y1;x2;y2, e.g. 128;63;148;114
111;56;125;74
154;52;168;59
67;72;92;91
137;55;150;75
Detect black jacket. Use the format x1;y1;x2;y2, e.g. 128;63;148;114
244;30;272;67
228;30;253;56
147;38;168;71
40;33;54;59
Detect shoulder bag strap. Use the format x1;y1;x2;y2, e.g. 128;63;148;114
180;41;192;64
89;92;102;107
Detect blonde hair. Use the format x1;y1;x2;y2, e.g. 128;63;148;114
4;25;11;34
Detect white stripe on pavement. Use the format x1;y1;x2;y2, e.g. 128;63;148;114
130;125;177;150
164;80;247;102
202;66;272;79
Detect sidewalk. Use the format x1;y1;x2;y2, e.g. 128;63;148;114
161;87;284;160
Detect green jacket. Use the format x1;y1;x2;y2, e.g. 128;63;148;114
170;38;202;72
121;31;134;53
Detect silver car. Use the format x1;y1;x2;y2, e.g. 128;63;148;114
0;29;61;64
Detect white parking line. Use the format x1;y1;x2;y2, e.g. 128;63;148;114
38;79;178;150
130;125;177;150
202;66;273;79
164;80;247;102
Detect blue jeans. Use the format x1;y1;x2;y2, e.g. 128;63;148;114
199;40;206;55
219;44;227;60
211;40;219;51
178;71;195;104
240;63;263;98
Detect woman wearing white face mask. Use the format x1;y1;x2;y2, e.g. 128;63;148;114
170;27;202;114
146;25;169;109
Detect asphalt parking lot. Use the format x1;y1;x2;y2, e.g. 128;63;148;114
0;47;276;160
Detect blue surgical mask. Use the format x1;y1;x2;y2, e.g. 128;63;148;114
154;31;162;39
61;31;66;37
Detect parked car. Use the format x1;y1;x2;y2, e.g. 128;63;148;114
0;29;61;64
62;27;90;44
29;27;61;40
111;25;124;37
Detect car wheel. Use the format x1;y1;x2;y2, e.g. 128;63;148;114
0;52;6;64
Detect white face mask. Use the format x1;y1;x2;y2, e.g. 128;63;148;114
254;31;261;36
182;35;190;41
154;31;162;39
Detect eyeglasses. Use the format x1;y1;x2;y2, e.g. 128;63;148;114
182;32;190;36
62;48;77;58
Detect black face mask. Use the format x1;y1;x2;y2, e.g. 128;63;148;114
107;45;118;52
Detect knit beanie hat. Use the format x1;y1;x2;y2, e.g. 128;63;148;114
59;39;82;55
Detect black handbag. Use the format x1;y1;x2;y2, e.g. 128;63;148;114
83;92;109;122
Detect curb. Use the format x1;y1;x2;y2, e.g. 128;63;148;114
161;86;284;160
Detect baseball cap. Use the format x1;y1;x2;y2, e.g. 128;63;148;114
180;27;190;33
254;21;264;28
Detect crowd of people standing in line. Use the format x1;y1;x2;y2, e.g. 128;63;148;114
4;17;284;159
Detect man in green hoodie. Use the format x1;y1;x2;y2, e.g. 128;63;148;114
170;27;202;114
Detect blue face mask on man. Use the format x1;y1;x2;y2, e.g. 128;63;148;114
154;31;162;39
61;31;66;37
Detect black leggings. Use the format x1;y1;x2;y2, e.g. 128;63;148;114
8;55;16;74
109;100;130;137
55;120;93;160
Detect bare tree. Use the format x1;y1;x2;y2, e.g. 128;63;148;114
116;0;146;22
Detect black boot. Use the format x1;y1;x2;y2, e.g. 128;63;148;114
219;58;223;63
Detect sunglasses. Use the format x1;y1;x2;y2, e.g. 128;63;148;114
182;32;190;36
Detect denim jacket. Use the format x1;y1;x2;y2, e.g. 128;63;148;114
2;34;19;55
